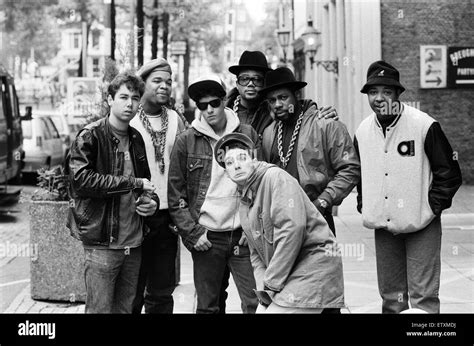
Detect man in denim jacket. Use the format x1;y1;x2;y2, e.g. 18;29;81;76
168;75;259;313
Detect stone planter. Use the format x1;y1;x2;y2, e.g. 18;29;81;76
29;201;181;302
29;201;86;302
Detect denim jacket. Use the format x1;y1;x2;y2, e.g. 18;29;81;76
66;117;159;246
168;123;259;251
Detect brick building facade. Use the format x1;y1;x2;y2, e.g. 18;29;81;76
381;0;474;183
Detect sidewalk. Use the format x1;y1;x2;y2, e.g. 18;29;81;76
4;185;474;314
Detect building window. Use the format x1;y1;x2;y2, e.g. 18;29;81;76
226;50;231;63
228;12;233;25
92;30;100;48
73;33;81;49
227;30;232;39
92;58;100;77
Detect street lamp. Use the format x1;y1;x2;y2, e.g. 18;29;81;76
276;27;291;63
301;17;338;74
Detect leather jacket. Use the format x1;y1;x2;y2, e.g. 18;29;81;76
66;117;159;246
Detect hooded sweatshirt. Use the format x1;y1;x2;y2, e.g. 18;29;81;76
191;107;242;232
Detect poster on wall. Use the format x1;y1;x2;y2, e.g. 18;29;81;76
447;47;474;88
420;45;447;89
66;77;100;123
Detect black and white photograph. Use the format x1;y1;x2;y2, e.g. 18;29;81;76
0;0;473;344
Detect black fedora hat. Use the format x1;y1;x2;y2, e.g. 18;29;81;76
360;60;405;94
228;51;272;75
258;67;307;97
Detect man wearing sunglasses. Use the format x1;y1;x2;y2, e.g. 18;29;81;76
168;75;259;313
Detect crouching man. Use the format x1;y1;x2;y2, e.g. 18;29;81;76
216;133;345;313
67;71;159;313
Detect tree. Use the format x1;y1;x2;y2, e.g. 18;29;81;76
159;0;226;108
150;0;159;59
137;0;144;66
204;31;229;73
53;0;106;75
248;1;279;57
2;1;61;77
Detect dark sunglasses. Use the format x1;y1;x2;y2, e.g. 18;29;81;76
237;76;264;87
196;98;222;111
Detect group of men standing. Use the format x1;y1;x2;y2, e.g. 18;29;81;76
66;49;462;314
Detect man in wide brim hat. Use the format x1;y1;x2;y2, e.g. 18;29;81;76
228;50;272;75
259;67;361;272
225;51;274;139
258;66;307;97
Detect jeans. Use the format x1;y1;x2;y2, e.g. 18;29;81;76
132;210;178;314
374;216;442;313
84;246;141;314
219;266;230;314
191;228;258;314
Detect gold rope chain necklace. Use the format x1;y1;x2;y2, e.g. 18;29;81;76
277;111;304;168
233;95;241;113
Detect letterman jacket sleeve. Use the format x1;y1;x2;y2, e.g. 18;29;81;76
353;135;363;214
424;122;462;215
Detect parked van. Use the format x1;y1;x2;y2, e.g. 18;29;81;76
0;65;24;206
35;110;71;159
21;110;64;176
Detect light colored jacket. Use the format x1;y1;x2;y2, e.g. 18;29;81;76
239;162;345;308
355;105;438;233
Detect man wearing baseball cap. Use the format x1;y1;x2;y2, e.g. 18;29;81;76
213;133;344;313
168;75;259;313
130;58;188;314
355;60;462;313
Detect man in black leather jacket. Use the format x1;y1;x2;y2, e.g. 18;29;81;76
67;71;159;313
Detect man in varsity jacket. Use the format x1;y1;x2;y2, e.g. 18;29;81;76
354;60;462;314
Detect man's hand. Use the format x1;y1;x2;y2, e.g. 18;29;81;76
238;232;248;246
194;230;212;251
136;198;158;217
318;105;339;120
141;178;156;192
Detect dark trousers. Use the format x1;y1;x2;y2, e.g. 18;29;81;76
192;228;258;314
375;216;442;313
132;209;178;314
